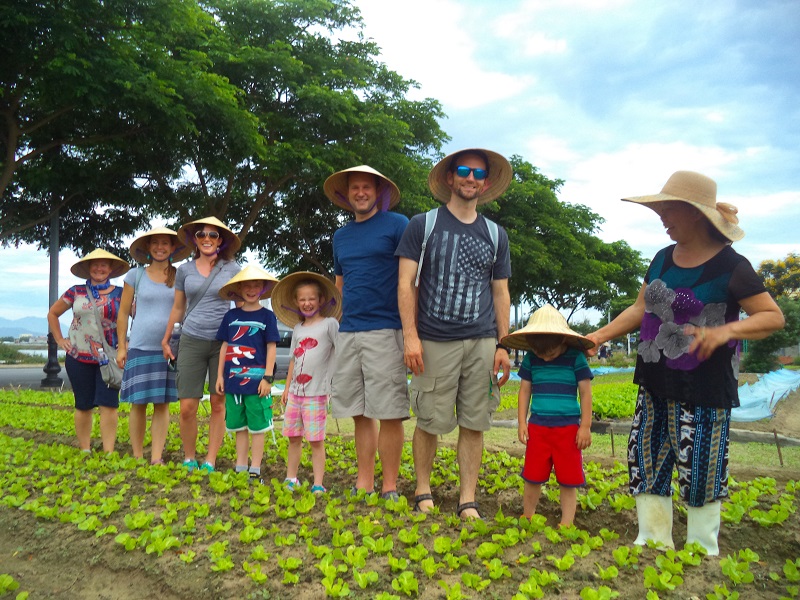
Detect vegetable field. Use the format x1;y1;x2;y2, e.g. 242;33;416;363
1;388;799;599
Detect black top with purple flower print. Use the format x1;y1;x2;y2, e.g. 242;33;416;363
634;245;766;408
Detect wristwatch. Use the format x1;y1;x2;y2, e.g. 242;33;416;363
262;374;275;384
496;343;510;353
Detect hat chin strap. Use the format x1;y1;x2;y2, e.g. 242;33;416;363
281;297;337;320
335;186;391;212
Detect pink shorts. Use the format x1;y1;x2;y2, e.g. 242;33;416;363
522;422;585;487
283;393;328;442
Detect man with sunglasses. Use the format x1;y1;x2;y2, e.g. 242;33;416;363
324;165;410;500
396;148;513;519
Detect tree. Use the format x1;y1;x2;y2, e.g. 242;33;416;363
1;0;262;253
132;0;447;276
486;156;647;320
758;253;800;299
742;296;800;372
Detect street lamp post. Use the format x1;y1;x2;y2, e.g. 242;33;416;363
41;210;63;389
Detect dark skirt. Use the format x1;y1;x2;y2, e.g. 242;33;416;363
120;348;177;405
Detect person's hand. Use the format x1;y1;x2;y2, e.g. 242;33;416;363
518;422;529;444
404;334;424;376
281;388;289;406
257;379;271;398
585;333;602;357
684;324;730;361
576;425;592;450
215;378;224;395
116;348;127;369
495;348;510;386
56;338;72;353
161;339;174;361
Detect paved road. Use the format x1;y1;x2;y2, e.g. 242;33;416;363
0;365;72;390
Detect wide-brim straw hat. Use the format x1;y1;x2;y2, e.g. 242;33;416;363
176;216;242;255
501;304;595;352
622;171;745;242
428;148;513;205
128;226;192;265
218;264;280;302
270;271;342;328
323;165;401;212
70;248;131;280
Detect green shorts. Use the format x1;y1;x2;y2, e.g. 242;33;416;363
409;337;500;435
225;393;273;433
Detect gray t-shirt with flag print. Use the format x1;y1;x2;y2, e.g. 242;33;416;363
395;206;511;342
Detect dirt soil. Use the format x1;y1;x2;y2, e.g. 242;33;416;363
1;379;799;599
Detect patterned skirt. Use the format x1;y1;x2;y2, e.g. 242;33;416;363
120;348;177;405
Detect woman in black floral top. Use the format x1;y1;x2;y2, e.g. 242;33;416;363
588;171;784;556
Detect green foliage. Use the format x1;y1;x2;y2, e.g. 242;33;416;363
758;253;800;299
742;297;800;372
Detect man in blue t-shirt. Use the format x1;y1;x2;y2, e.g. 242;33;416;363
396;148;513;520
327;165;410;500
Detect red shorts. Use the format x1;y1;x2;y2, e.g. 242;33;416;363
522;422;585;487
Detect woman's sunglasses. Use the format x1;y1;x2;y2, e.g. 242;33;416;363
195;231;221;240
454;166;488;180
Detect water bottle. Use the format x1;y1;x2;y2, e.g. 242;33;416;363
169;323;181;359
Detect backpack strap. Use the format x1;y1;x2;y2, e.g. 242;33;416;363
414;208;439;288
482;215;499;265
414;209;500;287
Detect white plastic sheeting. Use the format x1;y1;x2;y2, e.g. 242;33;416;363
732;369;800;422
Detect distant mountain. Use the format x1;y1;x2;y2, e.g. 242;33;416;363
0;316;49;338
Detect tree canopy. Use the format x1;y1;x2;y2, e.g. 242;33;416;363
485;157;647;320
1;0;447;262
758;253;800;299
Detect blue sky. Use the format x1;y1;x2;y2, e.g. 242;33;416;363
2;0;799;323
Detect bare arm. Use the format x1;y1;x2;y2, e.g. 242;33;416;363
281;357;295;406
517;379;531;444
47;297;72;353
161;289;187;360
586;283;647;356
258;342;277;398
685;291;785;361
398;257;423;375
215;341;228;395
491;278;511;386
116;282;135;368
576;378;593;450
335;275;343;294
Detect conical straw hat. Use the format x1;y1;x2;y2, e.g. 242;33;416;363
270;271;342;328
70;248;130;280
501;304;594;352
218;264;280;302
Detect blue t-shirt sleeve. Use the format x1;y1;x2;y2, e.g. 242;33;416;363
574;351;593;382
216;310;233;342
264;309;280;343
518;353;533;381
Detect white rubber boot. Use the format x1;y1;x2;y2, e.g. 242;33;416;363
686;501;721;556
633;494;674;548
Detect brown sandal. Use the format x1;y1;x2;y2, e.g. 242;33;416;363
457;501;483;520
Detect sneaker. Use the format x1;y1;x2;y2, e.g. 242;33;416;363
249;472;264;484
284;477;300;491
183;459;199;472
311;485;326;495
199;462;215;473
381;490;400;502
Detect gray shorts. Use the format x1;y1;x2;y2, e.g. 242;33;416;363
176;333;222;399
330;329;410;420
409;337;500;435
